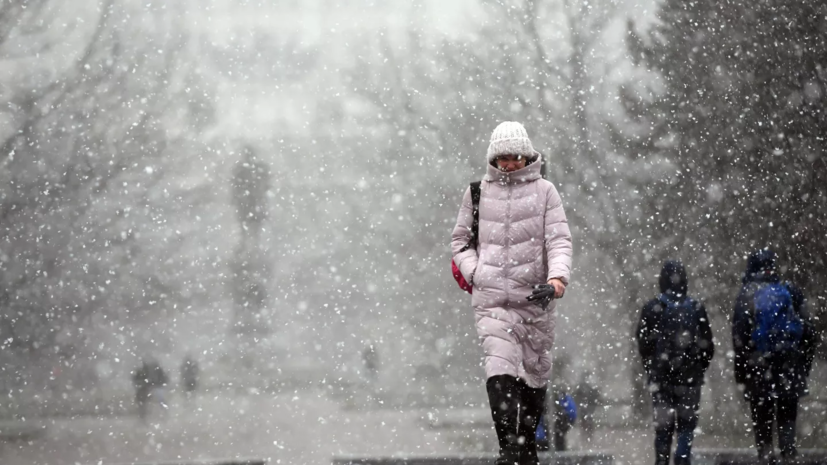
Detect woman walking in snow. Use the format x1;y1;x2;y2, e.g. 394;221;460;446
451;121;572;465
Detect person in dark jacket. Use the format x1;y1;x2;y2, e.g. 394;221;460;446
132;358;169;422
636;260;714;465
180;354;199;400
551;385;576;452
574;371;602;443
362;343;379;383
732;249;817;463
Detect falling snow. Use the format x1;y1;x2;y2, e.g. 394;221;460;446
0;1;825;464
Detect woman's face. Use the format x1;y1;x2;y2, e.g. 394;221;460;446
495;154;527;172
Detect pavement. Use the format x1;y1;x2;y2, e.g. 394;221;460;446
1;387;821;465
1;389;457;465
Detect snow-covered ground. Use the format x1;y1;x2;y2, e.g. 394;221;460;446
0;386;770;465
1;388;458;465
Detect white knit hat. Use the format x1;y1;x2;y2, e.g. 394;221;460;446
486;121;538;163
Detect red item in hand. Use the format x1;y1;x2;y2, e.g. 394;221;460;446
452;181;481;295
452;258;473;294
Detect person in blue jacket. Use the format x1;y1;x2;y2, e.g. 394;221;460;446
732;248;817;463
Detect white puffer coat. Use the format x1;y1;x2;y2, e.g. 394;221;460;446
451;157;572;388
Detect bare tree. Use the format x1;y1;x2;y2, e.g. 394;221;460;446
336;0;646;401
0;0;218;391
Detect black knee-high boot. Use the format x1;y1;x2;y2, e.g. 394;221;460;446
519;383;547;465
487;375;522;465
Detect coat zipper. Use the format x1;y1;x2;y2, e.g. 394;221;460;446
504;179;512;304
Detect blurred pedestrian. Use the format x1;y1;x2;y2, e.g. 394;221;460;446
362;343;379;383
732;249;817;463
451;121;572;465
132;357;169;422
574;371;602;443
180;354;199;400
636;260;714;465
552;385;577;451
534;412;550;452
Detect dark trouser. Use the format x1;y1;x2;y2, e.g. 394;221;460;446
553;415;570;451
580;414;596;442
651;385;701;465
136;386;150;420
487;375;547;465
749;385;799;460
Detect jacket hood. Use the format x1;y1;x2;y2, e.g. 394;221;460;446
743;248;778;284
484;153;543;185
659;260;688;296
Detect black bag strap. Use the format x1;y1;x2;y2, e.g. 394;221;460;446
459;181;481;253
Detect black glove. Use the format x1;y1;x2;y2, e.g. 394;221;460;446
527;284;556;311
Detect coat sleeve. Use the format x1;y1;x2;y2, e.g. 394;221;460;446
732;287;753;385
544;183;572;285
697;302;715;371
635;300;658;378
451;186;479;284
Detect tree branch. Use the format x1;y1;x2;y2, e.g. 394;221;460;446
0;0;114;168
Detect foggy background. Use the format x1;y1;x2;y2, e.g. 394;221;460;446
1;0;825;464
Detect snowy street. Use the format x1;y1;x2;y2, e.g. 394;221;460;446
2;388;453;465
0;386;776;465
